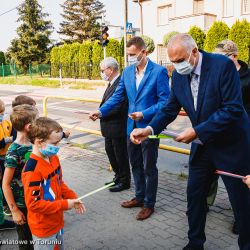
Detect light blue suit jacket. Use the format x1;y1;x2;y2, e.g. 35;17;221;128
99;59;170;136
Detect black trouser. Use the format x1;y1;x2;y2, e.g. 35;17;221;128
16;207;34;250
105;137;130;185
0;158;7;206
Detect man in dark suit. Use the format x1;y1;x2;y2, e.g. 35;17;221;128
130;34;250;250
99;57;130;192
90;37;169;220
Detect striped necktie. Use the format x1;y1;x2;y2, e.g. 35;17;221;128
190;73;199;110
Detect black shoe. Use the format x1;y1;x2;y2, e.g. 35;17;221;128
183;244;204;250
105;178;119;186
109;183;130;192
0;219;15;231
232;221;239;235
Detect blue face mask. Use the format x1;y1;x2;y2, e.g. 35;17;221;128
39;144;60;157
0;115;4;122
173;51;196;75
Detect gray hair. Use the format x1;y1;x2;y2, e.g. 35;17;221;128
100;57;119;71
168;33;198;53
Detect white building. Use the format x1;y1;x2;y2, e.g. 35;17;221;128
107;24;140;41
136;0;250;63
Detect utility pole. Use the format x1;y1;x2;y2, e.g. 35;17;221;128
138;0;143;35
124;0;128;67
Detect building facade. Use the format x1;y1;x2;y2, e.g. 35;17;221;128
138;0;250;63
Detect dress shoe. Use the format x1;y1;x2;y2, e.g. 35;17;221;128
232;220;239;235
136;207;154;220
109;183;130;192
183;244;204;250
105;178;119;186
121;198;143;208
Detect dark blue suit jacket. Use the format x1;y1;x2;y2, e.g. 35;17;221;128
149;51;250;174
100;59;170;136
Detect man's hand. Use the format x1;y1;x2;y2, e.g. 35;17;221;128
175;128;197;144
128;112;143;121
89;111;101;121
243;175;250;189
130;127;151;144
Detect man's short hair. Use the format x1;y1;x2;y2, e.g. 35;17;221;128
215;40;238;56
10;104;38;132
12;95;36;108
126;36;146;50
0;99;5;113
100;57;119;71
28;117;63;144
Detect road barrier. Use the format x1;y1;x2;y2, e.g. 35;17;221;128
43;95;191;156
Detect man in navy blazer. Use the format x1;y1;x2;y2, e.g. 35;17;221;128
130;34;250;250
89;37;169;220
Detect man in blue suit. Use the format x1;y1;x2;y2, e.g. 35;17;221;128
130;34;250;250
89;37;169;220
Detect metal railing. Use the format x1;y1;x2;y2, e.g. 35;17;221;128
43;95;190;156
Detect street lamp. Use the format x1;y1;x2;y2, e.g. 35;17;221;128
132;0;151;35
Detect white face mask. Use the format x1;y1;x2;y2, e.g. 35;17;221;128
100;69;112;81
173;51;196;75
128;51;144;66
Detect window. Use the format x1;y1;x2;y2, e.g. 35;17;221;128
242;0;250;14
157;5;172;26
157;45;168;64
223;0;234;17
193;0;204;14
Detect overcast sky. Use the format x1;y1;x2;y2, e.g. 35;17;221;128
0;0;139;52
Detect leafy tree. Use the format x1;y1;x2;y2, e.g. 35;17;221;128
163;31;179;46
50;47;61;77
204;21;229;52
59;0;105;43
79;41;92;78
91;40;103;79
228;19;250;63
106;39;120;63
7;0;53;72
188;26;206;49
0;51;5;64
141;35;155;54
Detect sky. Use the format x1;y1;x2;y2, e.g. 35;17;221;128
0;0;139;52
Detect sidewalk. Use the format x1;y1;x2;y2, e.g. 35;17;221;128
0;145;238;250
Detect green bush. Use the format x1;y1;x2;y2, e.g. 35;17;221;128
69;43;80;78
60;44;72;77
92;41;103;79
106;39;121;63
228;19;250;63
141;35;155;54
204;21;229;52
0;51;5;64
50;47;61;77
79;41;92;79
188;26;206;50
163;31;179;46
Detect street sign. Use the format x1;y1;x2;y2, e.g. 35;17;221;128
126;22;133;34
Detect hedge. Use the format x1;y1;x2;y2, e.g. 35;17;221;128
188;26;206;50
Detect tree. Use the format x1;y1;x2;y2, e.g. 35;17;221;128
163;31;179;46
228;19;250;63
7;0;53;72
141;35;155;54
0;51;5;64
91;40;103;79
188;26;206;50
59;0;105;43
204;21;229;52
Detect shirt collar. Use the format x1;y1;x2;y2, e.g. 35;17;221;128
193;52;202;76
136;58;149;74
110;74;120;85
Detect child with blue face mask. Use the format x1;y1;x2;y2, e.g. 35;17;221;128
22;117;85;250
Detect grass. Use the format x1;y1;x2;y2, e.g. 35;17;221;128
0;76;105;90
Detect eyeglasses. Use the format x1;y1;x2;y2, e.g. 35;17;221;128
100;67;110;73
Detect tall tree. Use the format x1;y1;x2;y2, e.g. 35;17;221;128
59;0;105;43
7;0;53;72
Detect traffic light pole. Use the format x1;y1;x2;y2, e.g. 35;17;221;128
124;0;128;67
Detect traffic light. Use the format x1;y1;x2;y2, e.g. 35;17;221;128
101;26;109;47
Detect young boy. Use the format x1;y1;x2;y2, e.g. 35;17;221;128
3;104;38;249
22;117;85;250
0;99;15;229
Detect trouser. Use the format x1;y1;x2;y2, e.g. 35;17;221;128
127;138;159;208
187;148;250;249
105;137;130;184
33;229;64;250
0;188;4;224
15;207;34;250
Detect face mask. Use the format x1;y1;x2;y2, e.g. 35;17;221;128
39;144;60;157
128;51;144;66
0;114;4;122
173;51;195;75
100;69;112;81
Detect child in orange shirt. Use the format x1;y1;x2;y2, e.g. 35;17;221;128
22;117;85;250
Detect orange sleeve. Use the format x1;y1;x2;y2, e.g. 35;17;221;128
22;170;69;215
